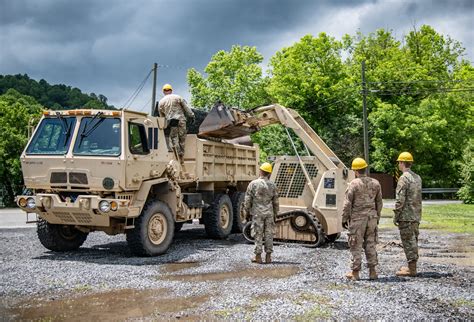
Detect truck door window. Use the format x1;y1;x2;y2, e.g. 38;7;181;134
26;117;76;155
129;122;150;155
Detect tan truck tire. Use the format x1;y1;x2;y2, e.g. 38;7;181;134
37;218;88;251
230;191;246;233
203;193;234;239
126;200;174;256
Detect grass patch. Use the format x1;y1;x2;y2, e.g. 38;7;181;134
295;305;332;320
420;204;474;234
73;284;92;292
293;293;333;320
380;204;473;234
451;298;474;308
213;307;241;318
293;293;330;306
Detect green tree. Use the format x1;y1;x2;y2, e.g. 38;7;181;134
458;138;474;203
0;89;42;206
187;45;269;109
347;26;472;186
0;74;114;110
267;33;360;165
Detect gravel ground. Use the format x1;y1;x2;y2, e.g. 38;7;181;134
0;223;473;320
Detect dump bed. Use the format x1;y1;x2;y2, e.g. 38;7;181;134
183;135;259;183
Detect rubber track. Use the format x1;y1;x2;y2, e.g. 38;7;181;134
243;211;324;247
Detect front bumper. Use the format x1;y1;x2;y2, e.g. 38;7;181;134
16;194;140;227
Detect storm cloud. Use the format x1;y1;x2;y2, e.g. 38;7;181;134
1;0;472;110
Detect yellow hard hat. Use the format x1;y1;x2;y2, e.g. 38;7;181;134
397;152;414;162
162;84;173;91
260;162;272;173
351;157;368;170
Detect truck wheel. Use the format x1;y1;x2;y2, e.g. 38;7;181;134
230;191;246;233
37;218;88;251
126;200;174;256
203;194;233;239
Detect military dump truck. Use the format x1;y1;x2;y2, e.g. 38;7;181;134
16;109;258;256
198;104;354;247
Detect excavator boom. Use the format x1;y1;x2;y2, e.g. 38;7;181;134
199;104;346;170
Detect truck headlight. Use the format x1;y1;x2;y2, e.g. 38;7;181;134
99;200;111;213
18;198;27;208
26;197;36;209
110;201;118;211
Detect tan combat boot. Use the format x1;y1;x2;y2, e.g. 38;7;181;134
396;266;410;276
265;253;272;264
396;261;417;277
369;267;378;280
251;254;262;264
345;270;360;281
408;261;417;277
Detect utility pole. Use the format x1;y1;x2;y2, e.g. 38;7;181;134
361;60;370;172
151;62;158;115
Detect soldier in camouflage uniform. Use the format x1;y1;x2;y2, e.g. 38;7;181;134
393;152;422;277
342;158;383;281
243;162;279;264
154;84;194;163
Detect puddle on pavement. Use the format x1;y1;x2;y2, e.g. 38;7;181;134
8;288;209;321
162;261;201;273
164;266;299;282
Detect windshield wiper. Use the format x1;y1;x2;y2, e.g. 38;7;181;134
77;112;104;148
55;112;72;147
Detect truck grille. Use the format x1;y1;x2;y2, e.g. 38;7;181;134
53;212;92;224
50;172;67;183
69;172;88;184
50;172;88;185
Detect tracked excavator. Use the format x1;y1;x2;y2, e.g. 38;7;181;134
198;103;354;247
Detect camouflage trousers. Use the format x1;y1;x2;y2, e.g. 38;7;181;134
169;121;187;157
398;221;419;262
347;217;378;270
252;214;275;255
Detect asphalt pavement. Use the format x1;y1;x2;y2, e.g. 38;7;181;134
0;208;35;229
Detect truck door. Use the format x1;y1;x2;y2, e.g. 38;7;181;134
125;119;154;189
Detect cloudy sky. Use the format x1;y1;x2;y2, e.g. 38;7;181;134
1;0;473;112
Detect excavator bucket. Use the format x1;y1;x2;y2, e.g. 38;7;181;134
198;103;258;139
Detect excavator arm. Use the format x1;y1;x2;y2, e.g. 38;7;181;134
198;103;347;171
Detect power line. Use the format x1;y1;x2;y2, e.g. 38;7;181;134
121;68;153;109
138;96;152;112
367;87;474;96
367;79;474;85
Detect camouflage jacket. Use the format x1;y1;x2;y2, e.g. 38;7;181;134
394;169;422;222
342;175;383;223
243;176;279;219
156;94;194;122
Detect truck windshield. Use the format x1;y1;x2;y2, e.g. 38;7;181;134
73;117;121;156
26;117;76;155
